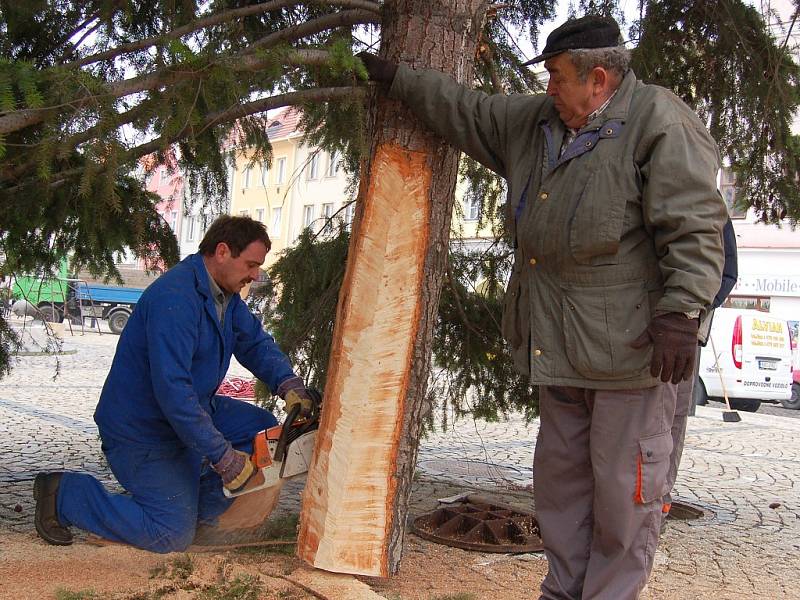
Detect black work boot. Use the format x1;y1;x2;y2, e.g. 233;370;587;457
33;472;73;545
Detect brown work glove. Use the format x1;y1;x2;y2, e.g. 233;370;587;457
630;312;699;384
212;446;255;493
276;376;314;417
356;51;398;84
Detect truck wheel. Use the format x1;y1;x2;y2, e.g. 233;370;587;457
108;311;130;334
36;303;62;323
729;398;761;412
781;383;800;410
693;377;708;406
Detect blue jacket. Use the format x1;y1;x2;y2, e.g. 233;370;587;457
712;218;738;310
94;253;296;462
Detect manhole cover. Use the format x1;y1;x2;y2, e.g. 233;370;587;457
411;495;543;553
668;500;704;521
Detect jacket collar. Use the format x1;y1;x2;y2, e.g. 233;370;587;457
184;252;227;344
188;253;213;301
543;68;638;132
188;253;228;336
595;68;636;123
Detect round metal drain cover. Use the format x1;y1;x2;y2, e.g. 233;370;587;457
411;495;543;553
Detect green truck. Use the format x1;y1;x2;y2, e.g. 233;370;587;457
11;260;145;334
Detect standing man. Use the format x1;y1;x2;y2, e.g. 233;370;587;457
34;215;313;553
663;218;738;525
360;14;726;599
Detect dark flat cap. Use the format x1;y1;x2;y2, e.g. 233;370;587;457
523;15;622;66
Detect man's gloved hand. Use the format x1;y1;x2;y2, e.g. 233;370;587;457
356;51;398;84
630;312;699;384
276;376;314;417
213;446;255;493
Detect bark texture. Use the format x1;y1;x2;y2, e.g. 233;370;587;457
297;0;488;577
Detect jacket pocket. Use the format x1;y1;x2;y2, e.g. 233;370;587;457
500;264;525;351
569;160;639;265
562;280;652;380
634;432;673;504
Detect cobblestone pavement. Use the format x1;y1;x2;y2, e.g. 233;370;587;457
1;323;799;598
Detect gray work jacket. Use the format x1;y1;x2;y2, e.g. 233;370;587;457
390;66;727;389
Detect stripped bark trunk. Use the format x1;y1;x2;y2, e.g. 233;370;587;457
297;0;489;577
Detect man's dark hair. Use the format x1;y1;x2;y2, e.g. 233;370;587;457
198;215;271;257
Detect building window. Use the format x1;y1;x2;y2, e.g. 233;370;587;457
275;157;286;184
169;211;178;232
272;207;282;233
719;169;747;219
344;201;355;230
243;166;252;189
185;216;196;242
307;153;320;180
239;209;249;217
322;202;334;234
255;208;265;223
303;204;315;228
327;152;340;177
260;163;269;187
465;196;480;221
227;163;236;191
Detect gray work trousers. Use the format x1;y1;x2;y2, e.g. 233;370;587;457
663;376;694;509
534;384;677;600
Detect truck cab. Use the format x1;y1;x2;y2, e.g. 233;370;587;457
11;261;144;334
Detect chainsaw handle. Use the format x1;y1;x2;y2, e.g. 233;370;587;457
274;402;302;463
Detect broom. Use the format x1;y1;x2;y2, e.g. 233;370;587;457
708;333;741;422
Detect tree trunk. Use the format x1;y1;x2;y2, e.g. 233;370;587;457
297;0;488;577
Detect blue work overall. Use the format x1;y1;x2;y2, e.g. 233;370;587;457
57;395;277;553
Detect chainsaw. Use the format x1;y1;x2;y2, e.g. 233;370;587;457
224;389;322;498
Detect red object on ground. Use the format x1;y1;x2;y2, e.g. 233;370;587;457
216;377;257;400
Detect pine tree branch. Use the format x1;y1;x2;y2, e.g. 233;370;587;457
64;9;103;46
5;86;363;193
129;86;364;158
247;9;380;53
445;261;483;338
70;18;104;55
480;42;503;94
69;0;381;68
0;49;336;185
0;12;378;137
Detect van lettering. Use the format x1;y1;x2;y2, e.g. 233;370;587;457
752;319;783;333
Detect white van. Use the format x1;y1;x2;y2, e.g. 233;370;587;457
696;308;793;412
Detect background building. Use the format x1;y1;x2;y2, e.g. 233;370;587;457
719;168;800;318
229;109;304;268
